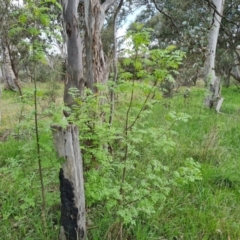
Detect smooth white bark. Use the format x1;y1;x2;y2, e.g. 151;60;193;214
204;0;225;111
204;1;223;77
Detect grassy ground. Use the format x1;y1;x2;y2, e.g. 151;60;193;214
149;86;240;239
1;82;240;239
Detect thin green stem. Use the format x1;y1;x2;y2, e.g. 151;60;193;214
32;4;46;229
109;0;124;126
33;64;46;230
127;79;158;131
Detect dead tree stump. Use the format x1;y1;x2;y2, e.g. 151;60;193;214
51;124;86;240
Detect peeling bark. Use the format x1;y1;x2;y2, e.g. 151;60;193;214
61;0;85;110
1;39;20;92
84;0;116;92
61;0;116;106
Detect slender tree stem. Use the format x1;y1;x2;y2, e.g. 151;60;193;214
109;0;124;126
127;79;158;130
119;222;123;240
32;4;46;228
119;78;134;199
33;64;46;230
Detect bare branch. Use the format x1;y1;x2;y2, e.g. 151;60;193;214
204;0;238;27
152;0;179;35
101;0;117;12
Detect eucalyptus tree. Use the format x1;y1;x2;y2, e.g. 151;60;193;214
0;0;61;93
0;0;21;92
134;0;210;88
135;0;240;104
61;0;121;110
61;0;152;109
204;0;225;111
216;0;240;85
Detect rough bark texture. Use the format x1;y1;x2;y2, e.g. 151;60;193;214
61;0;115;107
61;0;85;109
204;0;225;111
51;124;86;240
1;39;19;91
84;0;115;92
229;50;240;83
0;1;21;94
205;75;222;110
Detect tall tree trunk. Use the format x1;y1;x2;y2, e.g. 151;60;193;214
229;49;240;83
61;0;85;110
84;0;115;92
0;1;21;93
204;0;225;112
1;39;20;92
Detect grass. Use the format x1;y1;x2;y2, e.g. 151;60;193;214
1;82;240;239
0;81;63;239
149;85;240;239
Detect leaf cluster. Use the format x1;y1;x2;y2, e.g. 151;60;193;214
68;27;201;230
0;0;61;78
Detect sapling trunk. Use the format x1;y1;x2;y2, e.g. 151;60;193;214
109;0;124;126
33;64;46;230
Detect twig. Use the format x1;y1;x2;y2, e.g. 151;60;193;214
152;0;180;35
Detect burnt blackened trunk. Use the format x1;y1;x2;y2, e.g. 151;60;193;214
52;125;86;240
59;169;83;240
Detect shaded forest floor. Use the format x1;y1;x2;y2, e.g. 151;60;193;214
1;81;240;239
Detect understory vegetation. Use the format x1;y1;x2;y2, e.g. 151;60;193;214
0;28;240;240
1;0;240;239
1;81;240;239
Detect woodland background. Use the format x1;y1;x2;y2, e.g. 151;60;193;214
1;0;240;239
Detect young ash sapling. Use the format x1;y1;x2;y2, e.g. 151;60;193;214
69;24;202;239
